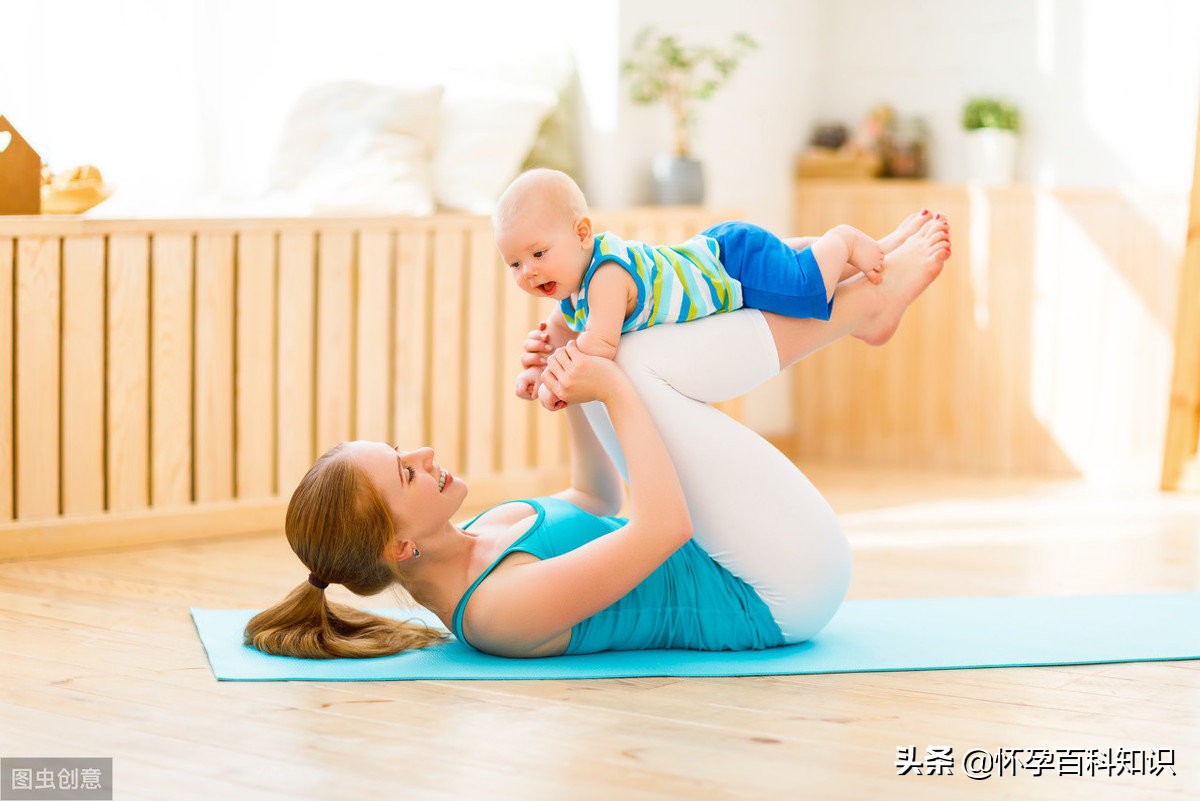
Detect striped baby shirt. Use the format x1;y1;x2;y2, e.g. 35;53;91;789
559;232;744;333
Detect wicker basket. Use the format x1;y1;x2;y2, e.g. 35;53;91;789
795;148;883;179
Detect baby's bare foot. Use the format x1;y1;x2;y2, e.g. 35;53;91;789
854;215;950;346
878;209;933;253
846;227;885;283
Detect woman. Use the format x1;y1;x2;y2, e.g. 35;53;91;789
245;212;951;659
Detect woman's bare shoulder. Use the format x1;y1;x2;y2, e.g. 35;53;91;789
464;550;572;658
457;504;572;657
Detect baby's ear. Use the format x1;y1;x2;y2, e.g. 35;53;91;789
575;215;592;245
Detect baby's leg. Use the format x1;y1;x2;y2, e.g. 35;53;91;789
808;224;885;299
767;213;952;363
784;210;932;285
582;310;852;642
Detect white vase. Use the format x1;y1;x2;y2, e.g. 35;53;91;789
965;128;1018;185
652;156;705;205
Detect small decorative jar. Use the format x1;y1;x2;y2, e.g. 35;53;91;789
886;116;929;179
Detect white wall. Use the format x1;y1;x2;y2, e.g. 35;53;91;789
810;0;1200;190
590;1;1200;208
579;0;821;235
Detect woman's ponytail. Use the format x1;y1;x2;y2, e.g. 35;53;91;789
244;580;444;659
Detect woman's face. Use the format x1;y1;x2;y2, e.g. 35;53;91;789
344;441;466;541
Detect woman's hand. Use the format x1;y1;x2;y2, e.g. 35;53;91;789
540;340;625;407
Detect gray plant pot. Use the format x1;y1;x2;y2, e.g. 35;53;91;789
652;156;705;205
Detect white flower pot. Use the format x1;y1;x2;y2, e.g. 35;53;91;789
965;128;1018;185
652;156;705;205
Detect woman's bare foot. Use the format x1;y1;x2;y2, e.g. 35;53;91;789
854;215;951;346
877;209;933;254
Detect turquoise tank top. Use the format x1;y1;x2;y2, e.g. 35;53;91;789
450;497;784;654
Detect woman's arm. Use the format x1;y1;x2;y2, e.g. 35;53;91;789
467;343;692;656
550;403;625;517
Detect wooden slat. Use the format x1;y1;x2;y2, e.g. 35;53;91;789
314;231;354;455
393;228;430;447
107;234;150;513
354;231;392;443
149;234;193;508
235;232;276;499
275;233;315;495
464;227;500;477
15;237;60;520
429;223;466;466
99;235;148;513
0;238;11;522
1162;107;1200;490
194;233;235;502
61;236;106;515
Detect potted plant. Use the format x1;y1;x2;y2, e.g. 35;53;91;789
962;97;1020;185
622;28;758;204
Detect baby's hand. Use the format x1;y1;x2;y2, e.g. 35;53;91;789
521;322;555;370
514;365;543;401
537;380;567;412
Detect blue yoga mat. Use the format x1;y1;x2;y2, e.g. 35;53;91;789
190;593;1200;681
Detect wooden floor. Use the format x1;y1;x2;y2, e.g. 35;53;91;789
1;465;1198;800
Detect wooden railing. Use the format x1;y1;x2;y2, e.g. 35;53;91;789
0;208;733;559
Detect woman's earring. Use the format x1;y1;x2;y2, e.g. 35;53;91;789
412;547;421;559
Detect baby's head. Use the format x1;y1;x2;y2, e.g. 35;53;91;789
493;169;593;301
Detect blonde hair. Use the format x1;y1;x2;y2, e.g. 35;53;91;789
244;443;447;658
493;168;588;232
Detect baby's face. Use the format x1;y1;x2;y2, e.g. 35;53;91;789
496;207;589;302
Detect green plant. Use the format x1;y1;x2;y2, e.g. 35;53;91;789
622;28;758;158
962;97;1020;132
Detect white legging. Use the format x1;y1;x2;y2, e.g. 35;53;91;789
580;309;852;643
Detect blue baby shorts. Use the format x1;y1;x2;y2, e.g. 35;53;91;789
702;221;833;321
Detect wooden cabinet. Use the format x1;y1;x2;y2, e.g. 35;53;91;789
790;180;1187;479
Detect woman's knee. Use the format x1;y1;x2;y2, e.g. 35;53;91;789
616;312;779;402
614;324;692;386
613;329;661;382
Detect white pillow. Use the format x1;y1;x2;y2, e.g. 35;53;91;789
434;81;558;214
268;81;443;215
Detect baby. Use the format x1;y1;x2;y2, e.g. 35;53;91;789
494;168;889;410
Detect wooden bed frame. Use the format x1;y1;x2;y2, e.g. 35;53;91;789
0;207;734;560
